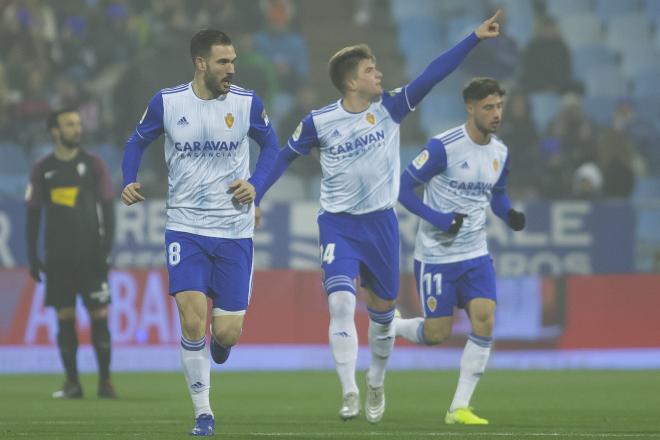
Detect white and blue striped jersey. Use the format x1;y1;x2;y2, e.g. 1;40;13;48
287;89;413;214
406;124;509;264
132;83;274;238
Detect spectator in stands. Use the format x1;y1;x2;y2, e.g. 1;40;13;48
498;91;540;198
613;98;660;176
520;15;573;93
596;129;638;198
572;162;603;199
253;0;310;94
233;32;279;109
548;93;597;174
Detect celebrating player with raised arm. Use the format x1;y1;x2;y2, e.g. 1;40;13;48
121;30;278;436
395;78;526;425
256;11;502;423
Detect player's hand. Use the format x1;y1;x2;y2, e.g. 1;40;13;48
29;259;44;282
475;9;501;39
121;182;145;206
507;209;526;231
229;180;255;205
255;206;262;229
447;213;467;234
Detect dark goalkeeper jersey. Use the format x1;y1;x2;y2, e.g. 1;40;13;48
25;150;114;260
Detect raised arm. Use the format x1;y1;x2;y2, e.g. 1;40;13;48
121;92;164;206
398;139;465;233
406;10;502;109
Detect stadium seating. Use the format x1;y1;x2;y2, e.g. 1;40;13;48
582;96;618;126
643;0;660;24
596;0;641;22
558;14;603;48
0;143;29;174
620;44;660;77
632;70;660;98
585;67;629;97
606;13;652;53
546;0;594;17
571;45;618;82
0;143;30;200
419;91;467;138
528;92;562;134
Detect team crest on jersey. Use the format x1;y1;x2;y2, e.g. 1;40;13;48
493;159;499;172
77;162;86;176
225;113;235;128
261;109;270;125
426;296;437;312
412;149;429;170
366;112;375;125
292;122;302;141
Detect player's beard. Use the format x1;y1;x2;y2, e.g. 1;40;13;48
204;70;232;97
61;135;81;149
476;118;499;136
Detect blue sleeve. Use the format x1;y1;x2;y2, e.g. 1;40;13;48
121;92;164;187
405;138;448;183
254;146;299;206
399;170;456;232
287;113;319;155
381;88;413;124
406;32;480;109
490;156;512;221
398;138;455;231
247;94;280;196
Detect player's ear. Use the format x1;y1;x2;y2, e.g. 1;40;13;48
194;56;207;72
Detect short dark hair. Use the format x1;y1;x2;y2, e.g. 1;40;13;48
462;77;506;103
47;107;78;130
328;44;375;92
190;29;232;63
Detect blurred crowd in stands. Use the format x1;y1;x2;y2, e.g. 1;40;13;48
1;0;659;202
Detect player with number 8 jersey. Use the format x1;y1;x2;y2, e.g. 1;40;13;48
121;30;278;436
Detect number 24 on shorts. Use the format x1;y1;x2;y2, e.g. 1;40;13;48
320;243;335;264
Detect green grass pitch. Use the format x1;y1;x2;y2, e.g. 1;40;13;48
1;371;659;439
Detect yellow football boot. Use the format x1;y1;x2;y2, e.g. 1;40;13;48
444;407;489;425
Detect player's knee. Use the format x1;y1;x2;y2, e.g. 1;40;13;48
89;306;108;320
57;307;76;321
212;325;242;347
472;313;494;336
423;325;451;345
180;315;205;340
328;291;356;320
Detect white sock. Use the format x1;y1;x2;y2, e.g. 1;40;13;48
328;291;358;396
366;308;396;388
449;334;492;412
181;336;213;418
394;316;425;345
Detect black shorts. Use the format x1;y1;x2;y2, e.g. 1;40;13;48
45;256;110;310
